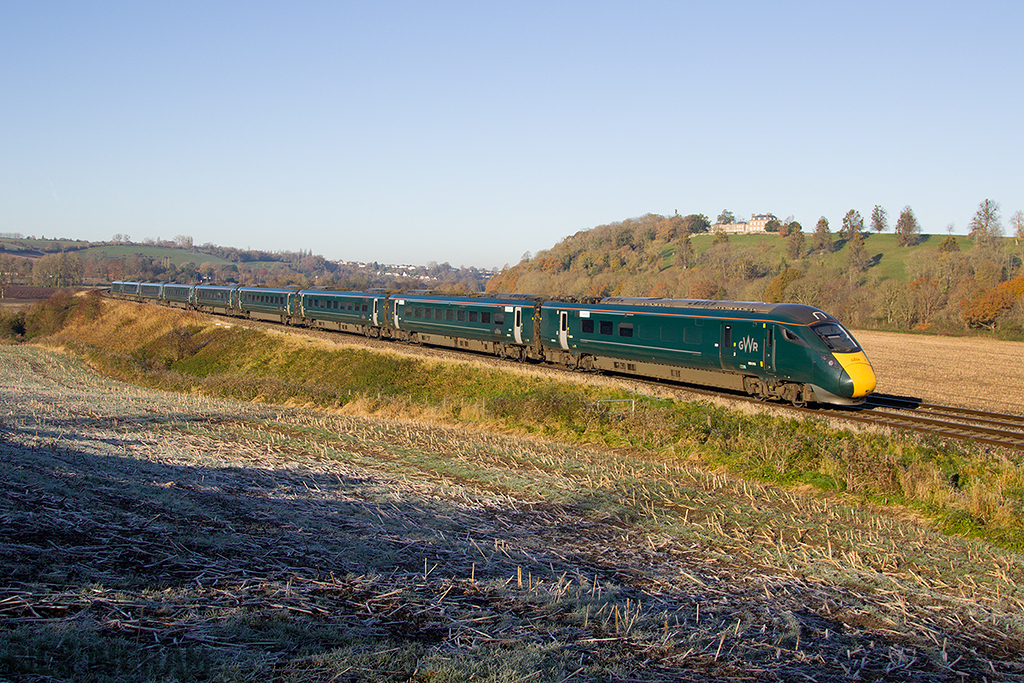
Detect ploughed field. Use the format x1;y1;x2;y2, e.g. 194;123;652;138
853;330;1024;415
2;345;1023;682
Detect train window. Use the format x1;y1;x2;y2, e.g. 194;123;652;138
482;312;491;324
446;310;454;321
812;323;860;353
581;319;594;334
457;310;466;322
404;307;412;316
661;327;680;343
683;327;701;345
618;323;633;337
600;320;613;335
362;304;368;312
414;307;422;317
494;311;505;325
469;311;478;322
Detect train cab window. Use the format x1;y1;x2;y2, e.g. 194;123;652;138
599;320;613;335
812;323;860;353
446;310;454;321
581;319;595;334
469;311;478;323
482;312;491;324
618;323;633;337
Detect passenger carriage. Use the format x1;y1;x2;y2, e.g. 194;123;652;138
298;290;388;337
391;293;540;360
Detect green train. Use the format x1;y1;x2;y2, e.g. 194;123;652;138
111;282;876;406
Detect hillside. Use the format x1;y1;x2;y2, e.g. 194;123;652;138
485;214;1024;338
0;236;491;292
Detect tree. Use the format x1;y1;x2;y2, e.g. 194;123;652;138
679;213;711;234
787;227;805;259
846;229;869;273
716;209;735;225
675;234;694;269
31;253;83;287
969;199;1003;247
689;279;721;299
813;217;833;253
764;218;782;233
841;210;864;241
764;267;803;303
870;205;888;234
1012;210;1024;241
960;275;1024;329
895;206;921;246
937;235;960;252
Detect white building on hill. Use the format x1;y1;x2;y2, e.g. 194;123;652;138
712;213;778;234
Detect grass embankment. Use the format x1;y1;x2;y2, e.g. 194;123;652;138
26;293;1024;551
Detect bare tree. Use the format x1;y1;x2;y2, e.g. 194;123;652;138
969;199;1003;247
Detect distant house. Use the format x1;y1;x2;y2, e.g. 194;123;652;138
711;213;778;234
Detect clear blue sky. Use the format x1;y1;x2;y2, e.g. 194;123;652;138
3;1;1022;269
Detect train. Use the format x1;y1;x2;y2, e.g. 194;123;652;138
109;281;877;406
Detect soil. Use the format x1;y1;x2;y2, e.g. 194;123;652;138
853;329;1024;414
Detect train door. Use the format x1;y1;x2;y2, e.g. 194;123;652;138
765;325;776;375
721;322;767;373
372;299;379;327
558;311;569;350
514;307;524;344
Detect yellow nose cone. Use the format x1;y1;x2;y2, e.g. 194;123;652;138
835;352;877;397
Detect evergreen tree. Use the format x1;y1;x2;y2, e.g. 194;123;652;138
895;206;921;246
813;217;833;253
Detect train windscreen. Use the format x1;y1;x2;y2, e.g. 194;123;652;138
811;323;860;354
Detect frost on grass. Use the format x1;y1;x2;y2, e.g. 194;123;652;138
2;346;1023;682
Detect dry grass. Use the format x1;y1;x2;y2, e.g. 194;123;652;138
3;345;1024;681
854;329;1024;414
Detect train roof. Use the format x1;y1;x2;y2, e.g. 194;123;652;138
547;297;839;326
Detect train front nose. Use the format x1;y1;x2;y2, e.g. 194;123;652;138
835;352;877;398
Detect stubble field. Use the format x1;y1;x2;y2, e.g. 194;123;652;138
2;343;1023;681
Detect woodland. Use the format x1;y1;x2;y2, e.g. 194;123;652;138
485;202;1024;338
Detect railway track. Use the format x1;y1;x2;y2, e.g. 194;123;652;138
848;394;1024;451
142;300;1024;451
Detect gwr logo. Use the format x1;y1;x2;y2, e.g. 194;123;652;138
737;336;760;353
